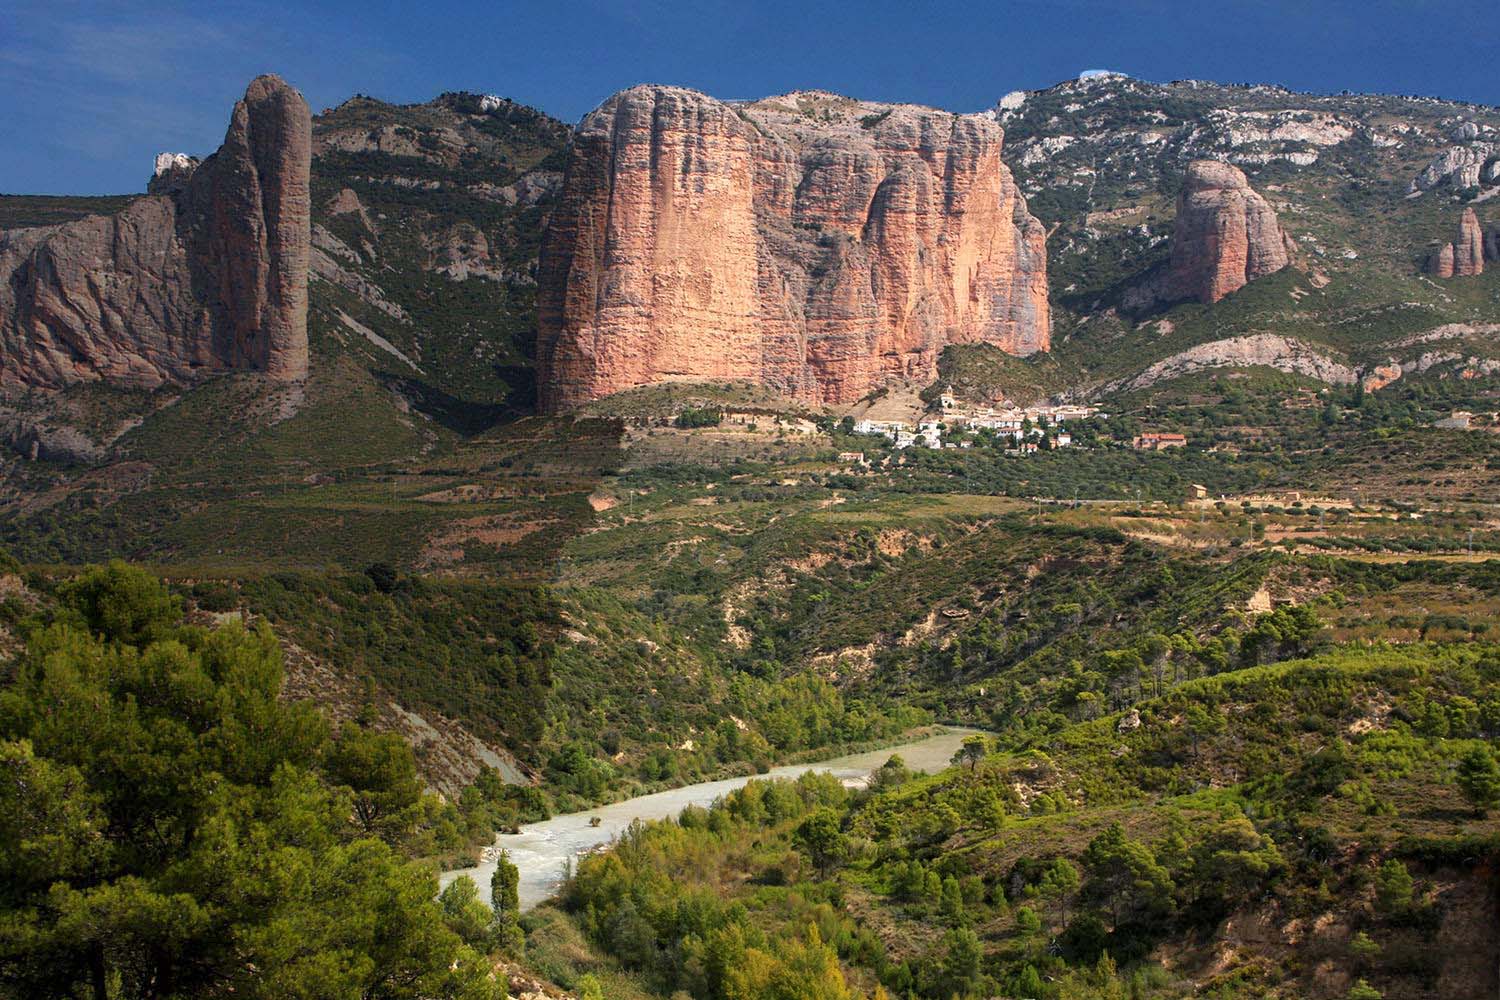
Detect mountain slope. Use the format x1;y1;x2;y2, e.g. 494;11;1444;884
992;73;1500;398
308;91;569;416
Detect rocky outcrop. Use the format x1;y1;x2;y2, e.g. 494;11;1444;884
1164;160;1294;304
0;74;310;389
1455;208;1485;276
536;86;1050;411
1427;208;1489;278
1123;160;1294;312
325;187;376;231
1361;363;1404;393
1409;142;1500;194
1427;241;1456;278
147;152;199;195
1107;333;1358;393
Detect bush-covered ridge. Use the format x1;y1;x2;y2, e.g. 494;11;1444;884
0;561;517;998
549;643;1500;1000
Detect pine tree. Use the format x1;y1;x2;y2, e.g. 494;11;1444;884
492;849;521;916
940;875;966;925
491;849;524;953
1456;745;1500;816
1373;859;1413;915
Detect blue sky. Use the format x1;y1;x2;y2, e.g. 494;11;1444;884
3;0;1498;195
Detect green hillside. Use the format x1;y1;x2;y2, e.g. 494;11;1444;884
542;643;1500;1000
3;72;1500;1000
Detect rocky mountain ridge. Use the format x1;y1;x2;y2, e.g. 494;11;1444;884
996;73;1500;212
1;72;1499;445
0;75;311;389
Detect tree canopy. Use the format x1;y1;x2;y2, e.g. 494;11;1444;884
0;561;501;1000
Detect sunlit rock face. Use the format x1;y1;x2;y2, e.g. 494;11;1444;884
1428;207;1490;279
1165;159;1294;304
536;86;1050;411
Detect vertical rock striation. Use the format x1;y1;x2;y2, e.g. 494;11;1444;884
0;74;311;389
1454;207;1485;277
536;86;1049;412
1165;160;1294;304
1427;242;1457;278
1428;207;1489;278
201;74;312;379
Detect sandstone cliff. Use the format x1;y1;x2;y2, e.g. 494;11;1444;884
0;74;310;388
1427;207;1488;278
1427;241;1457;278
536;87;1050;411
1165;160;1294;304
1455;208;1485;276
1122;160;1294;312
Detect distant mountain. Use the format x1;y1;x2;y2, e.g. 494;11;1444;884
997;73;1500;398
0;72;1497;573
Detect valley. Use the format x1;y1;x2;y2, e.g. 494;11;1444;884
1;59;1499;1000
440;728;985;912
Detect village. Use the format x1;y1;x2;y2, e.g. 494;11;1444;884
613;382;1201;468
850;387;1103;453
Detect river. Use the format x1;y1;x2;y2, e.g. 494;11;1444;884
440;727;984;910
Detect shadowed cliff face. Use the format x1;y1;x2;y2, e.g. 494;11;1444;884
202;74;312;380
0;74;310;389
536;86;1050;412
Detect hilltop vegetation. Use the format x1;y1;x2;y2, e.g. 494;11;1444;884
236;568;927;813
0;194;140;228
0;562;510;999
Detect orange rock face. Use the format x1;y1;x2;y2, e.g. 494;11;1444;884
0;75;310;388
1428;208;1489;278
1166;160;1294;304
1427;242;1456;278
537;87;1050;411
1454;207;1485;277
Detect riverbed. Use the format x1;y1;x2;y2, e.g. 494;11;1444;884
440;727;983;910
